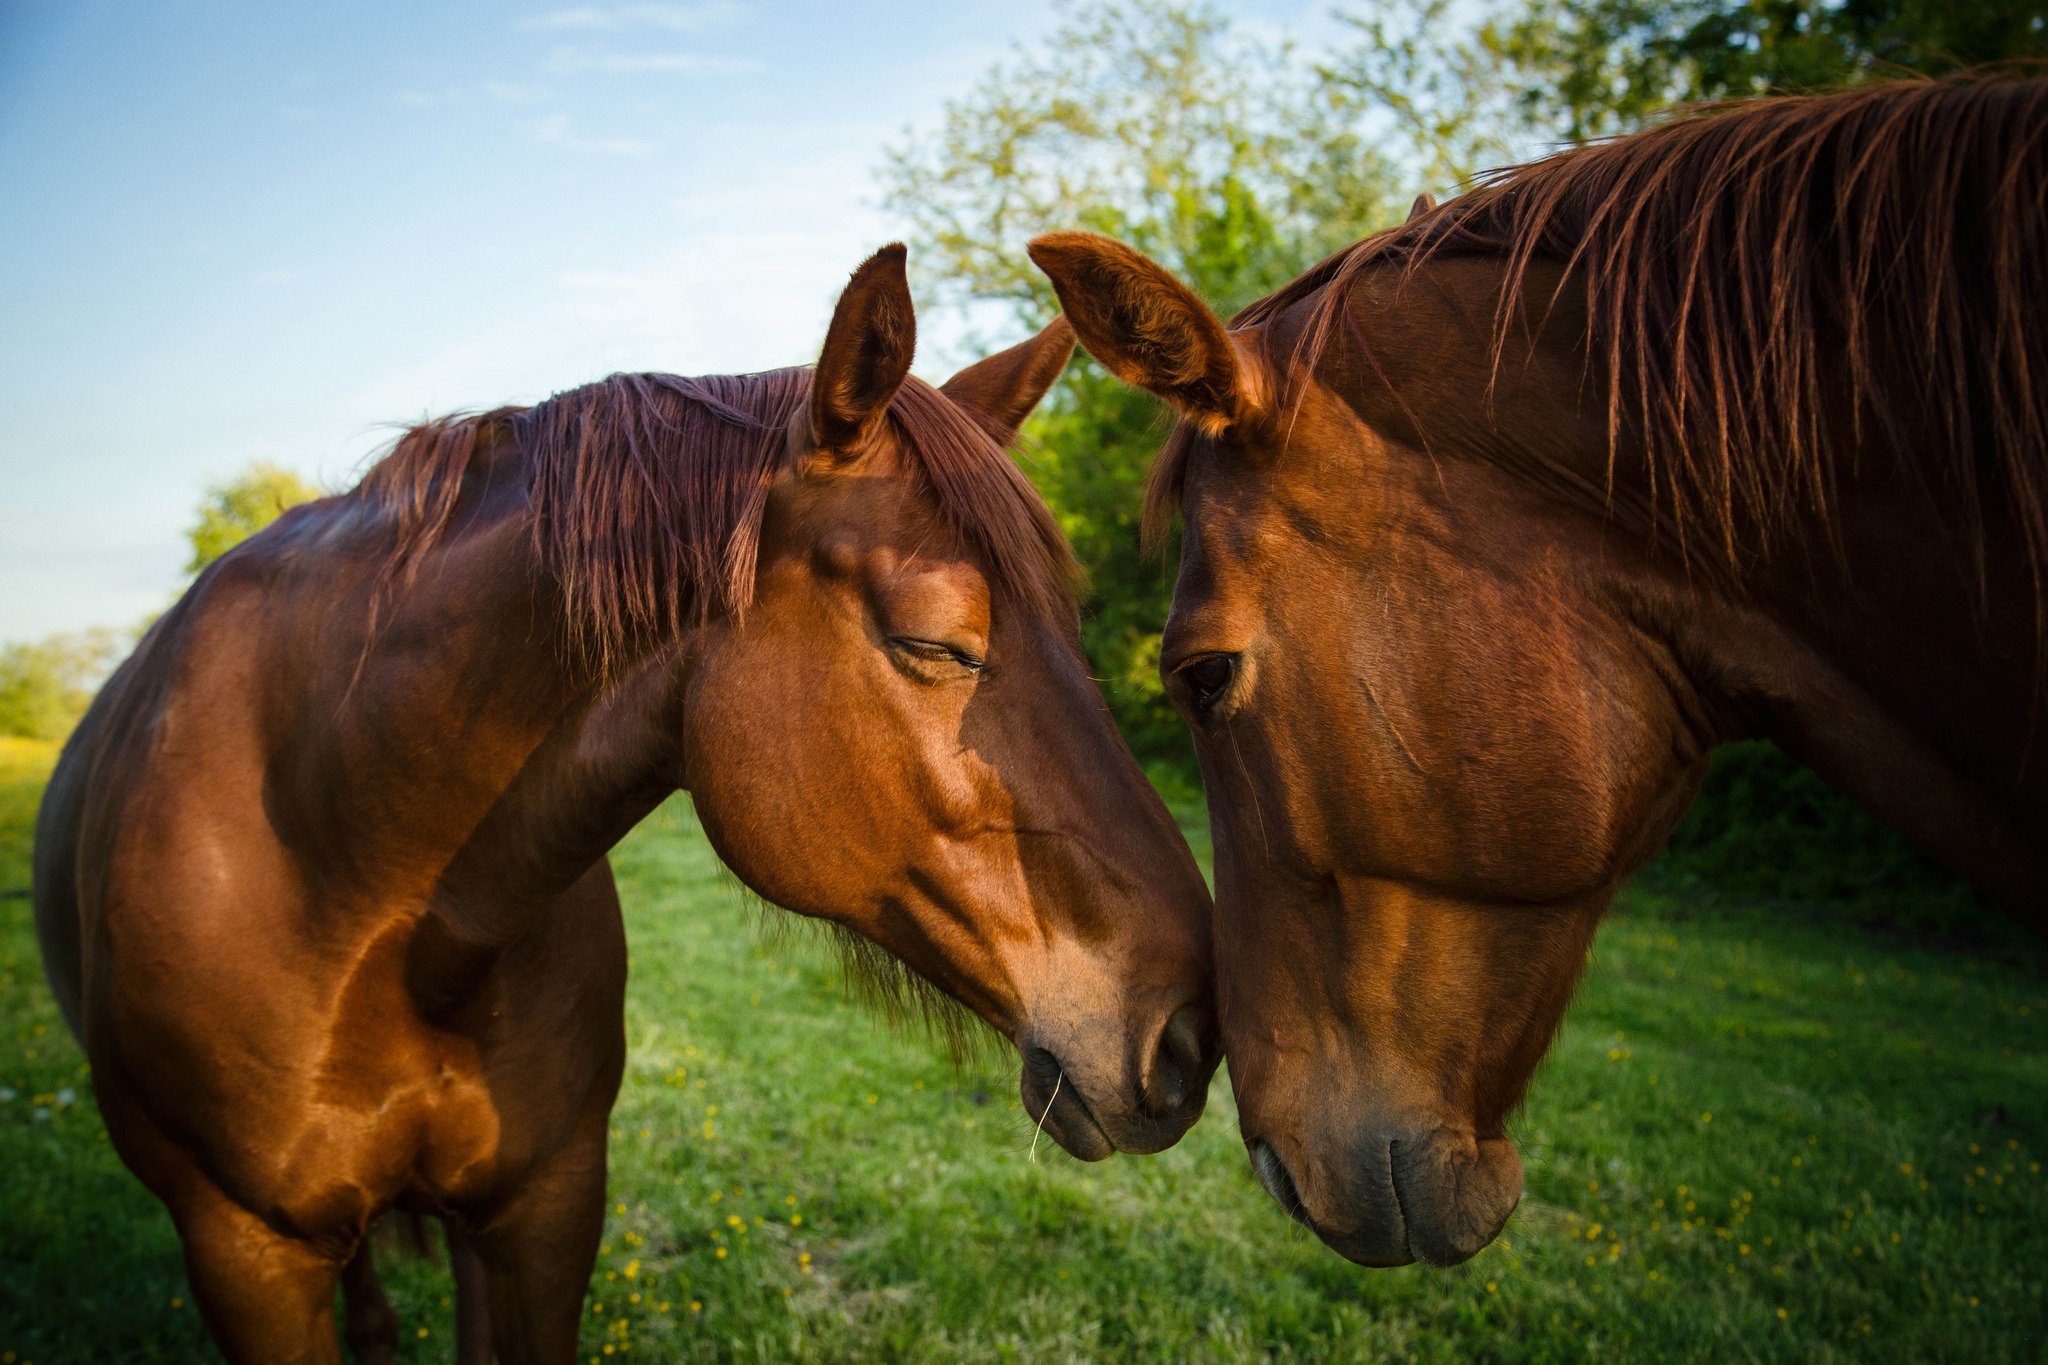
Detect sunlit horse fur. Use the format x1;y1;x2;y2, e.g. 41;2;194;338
1031;76;2048;1269
33;246;1216;1363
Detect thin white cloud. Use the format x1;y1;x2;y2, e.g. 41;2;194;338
541;45;759;75
522;6;608;28
483;81;549;104
393;87;470;108
519;3;745;33
534;114;654;157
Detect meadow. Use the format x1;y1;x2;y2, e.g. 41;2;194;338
1;736;2043;1363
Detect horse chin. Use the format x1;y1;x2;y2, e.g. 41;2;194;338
1251;1129;1523;1269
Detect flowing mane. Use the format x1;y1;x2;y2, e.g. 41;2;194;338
356;367;1077;673
1181;75;2048;618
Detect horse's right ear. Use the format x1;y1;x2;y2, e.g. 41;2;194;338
812;243;916;457
938;316;1074;439
1027;231;1254;433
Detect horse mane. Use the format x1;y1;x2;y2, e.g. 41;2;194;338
356;367;1077;676
1163;75;2048;616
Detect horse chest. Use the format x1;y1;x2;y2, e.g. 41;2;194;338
103;904;513;1232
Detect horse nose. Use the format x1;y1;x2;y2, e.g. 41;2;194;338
1141;1001;1215;1119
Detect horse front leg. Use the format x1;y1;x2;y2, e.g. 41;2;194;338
170;1177;349;1365
339;1237;400;1365
447;1218;495;1365
467;1103;611;1365
104;1085;349;1365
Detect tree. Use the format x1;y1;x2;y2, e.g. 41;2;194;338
186;461;321;575
1320;0;1543;191
0;629;125;741
882;0;1401;775
1330;0;2048;152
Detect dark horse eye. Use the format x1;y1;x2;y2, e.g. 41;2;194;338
1180;654;1237;713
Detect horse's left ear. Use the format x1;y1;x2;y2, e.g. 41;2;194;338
812;244;916;457
938;316;1075;439
1027;231;1258;434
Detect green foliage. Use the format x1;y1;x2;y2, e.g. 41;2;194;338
0;630;125;742
883;0;1401;769
1474;0;2047;141
1648;742;2008;939
1021;368;1189;768
1322;0;1540;188
184;461;320;575
3;792;2045;1360
881;0;1394;323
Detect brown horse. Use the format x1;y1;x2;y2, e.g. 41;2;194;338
33;245;1216;1362
1030;76;2048;1268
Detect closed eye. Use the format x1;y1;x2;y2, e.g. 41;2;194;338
890;637;985;673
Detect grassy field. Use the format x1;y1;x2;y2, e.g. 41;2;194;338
1;735;2044;1362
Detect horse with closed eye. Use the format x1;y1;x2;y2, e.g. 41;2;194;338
34;245;1217;1363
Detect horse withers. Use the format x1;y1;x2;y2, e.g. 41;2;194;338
1031;77;2048;1269
34;245;1216;1362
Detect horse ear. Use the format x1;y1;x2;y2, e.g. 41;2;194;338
1026;232;1253;434
1408;192;1438;221
812;243;916;456
938;316;1075;439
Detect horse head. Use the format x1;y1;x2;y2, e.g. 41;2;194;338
1030;229;1709;1261
677;247;1219;1158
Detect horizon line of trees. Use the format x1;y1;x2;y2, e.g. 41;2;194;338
0;462;319;742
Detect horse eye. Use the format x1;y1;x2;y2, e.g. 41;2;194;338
892;637;984;673
1179;654;1237;712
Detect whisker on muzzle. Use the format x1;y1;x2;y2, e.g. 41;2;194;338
1029;1069;1064;1164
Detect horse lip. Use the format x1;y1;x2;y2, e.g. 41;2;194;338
1248;1140;1315;1230
1252;1137;1421;1267
1383;1137;1420;1265
1022;1045;1115;1158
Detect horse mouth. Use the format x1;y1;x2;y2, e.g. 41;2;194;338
1249;1138;1421;1267
1249;1140;1316;1230
1022;1045;1114;1160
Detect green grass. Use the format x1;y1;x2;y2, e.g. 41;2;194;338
1;750;2043;1362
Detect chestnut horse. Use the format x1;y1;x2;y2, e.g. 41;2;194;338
33;246;1216;1362
1031;77;2047;1268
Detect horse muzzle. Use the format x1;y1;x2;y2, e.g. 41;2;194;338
1018;1001;1217;1160
1248;1126;1523;1268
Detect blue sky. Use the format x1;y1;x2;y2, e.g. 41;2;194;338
0;0;1329;641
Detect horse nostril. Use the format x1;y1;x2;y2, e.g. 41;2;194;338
1022;1044;1063;1094
1147;1004;1207;1114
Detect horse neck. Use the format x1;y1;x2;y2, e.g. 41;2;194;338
269;495;696;1016
277;488;684;924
